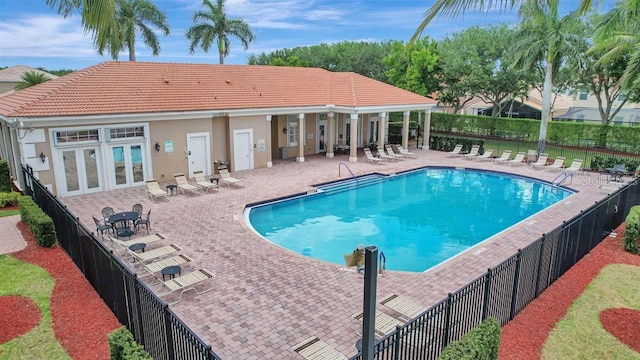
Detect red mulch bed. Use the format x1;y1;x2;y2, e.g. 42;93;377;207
0;295;41;343
9;221;121;360
499;224;640;359
600;308;640;352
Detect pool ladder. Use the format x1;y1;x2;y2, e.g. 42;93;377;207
339;162;358;184
379;251;386;275
552;171;573;186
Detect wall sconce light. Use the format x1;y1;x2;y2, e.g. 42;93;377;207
39;152;46;163
282;128;287;134
155;142;161;152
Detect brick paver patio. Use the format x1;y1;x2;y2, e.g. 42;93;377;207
61;148;621;359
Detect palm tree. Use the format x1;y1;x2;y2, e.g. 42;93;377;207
592;0;640;89
186;0;255;64
98;0;171;61
412;0;593;42
14;71;52;90
46;0;120;55
509;1;585;153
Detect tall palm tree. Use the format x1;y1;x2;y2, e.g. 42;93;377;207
509;1;585;153
98;0;171;61
14;71;52;90
592;0;640;89
46;0;120;55
186;0;255;64
411;0;593;42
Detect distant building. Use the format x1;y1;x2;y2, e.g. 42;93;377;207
555;89;640;125
462;89;573;120
0;65;59;95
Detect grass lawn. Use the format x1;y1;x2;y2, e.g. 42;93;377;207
542;264;640;359
0;209;20;218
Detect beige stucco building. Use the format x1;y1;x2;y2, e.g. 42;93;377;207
0;62;436;197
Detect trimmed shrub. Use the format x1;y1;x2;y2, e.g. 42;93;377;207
109;327;152;360
0;191;21;207
0;160;11;192
17;195;57;248
429;135;484;154
622;205;640;254
439;318;501;360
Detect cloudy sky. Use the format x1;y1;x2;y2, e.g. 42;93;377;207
0;0;612;71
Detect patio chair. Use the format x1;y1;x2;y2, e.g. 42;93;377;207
145;179;169;202
106;233;167;253
507;152;527;166
379;294;428;321
396;145;416;158
565;159;583;174
129;244;182;264
526;149;538;164
473;149;494;161
219;168;245;188
135;209;151;234
158;268;215;305
461;145;481;159
446;144;464;157
385;145;406;159
546;156;566;171
174;172;200;195
132;203;143;221
193;170;219;192
493;150;512;163
530;153;549;168
363;148;382;164
101;206;115;227
92;216;112;239
292;337;348;360
352;309;404;337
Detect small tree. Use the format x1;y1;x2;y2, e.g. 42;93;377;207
14;71;52;90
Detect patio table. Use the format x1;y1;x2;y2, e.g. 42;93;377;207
109;211;139;238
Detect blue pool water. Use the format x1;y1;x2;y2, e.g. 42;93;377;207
246;168;573;272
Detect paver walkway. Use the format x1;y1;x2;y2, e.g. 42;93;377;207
60;149;623;359
0;215;25;255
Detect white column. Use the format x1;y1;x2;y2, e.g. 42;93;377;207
326;112;335;158
402;110;410;150
423;109;431;150
296;113;305;163
266;115;273;167
349;113;359;162
377;112;386;150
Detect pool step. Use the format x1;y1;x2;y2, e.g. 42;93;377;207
317;174;386;194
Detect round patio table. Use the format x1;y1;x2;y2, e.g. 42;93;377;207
161;265;181;281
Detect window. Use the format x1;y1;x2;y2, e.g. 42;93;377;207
578;90;588;100
287;115;298;146
109;126;145;140
617;92;627;101
55;129;100;145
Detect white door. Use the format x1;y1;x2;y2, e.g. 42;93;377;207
233;129;253;171
317;120;327;153
187;133;210;177
108;143;146;189
58;146;103;196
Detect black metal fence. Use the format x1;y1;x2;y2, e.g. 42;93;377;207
348;176;639;360
21;166;221;360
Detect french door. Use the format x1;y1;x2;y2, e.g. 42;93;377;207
59;147;103;196
109;143;146;189
317;120;327;153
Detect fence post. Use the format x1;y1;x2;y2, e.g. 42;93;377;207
133;275;146;347
443;293;453;347
481;269;492;321
509;250;523;320
534;235;546;297
164;305;175;360
572;211;583;264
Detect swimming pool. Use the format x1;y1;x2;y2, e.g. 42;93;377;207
246;168;573;272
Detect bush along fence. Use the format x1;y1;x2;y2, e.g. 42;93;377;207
347;179;639;360
21;166;221;360
622;206;640;254
17;195;57;247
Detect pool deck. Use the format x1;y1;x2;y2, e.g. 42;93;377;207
62;149;625;359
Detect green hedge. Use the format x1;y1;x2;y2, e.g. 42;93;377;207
429;135;484;154
622;205;640;254
17;195;57;248
0;191;21;207
108;327;152;360
0;160;11;192
438;318;501;360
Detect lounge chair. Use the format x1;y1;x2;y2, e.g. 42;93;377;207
565;159;583;173
379;294;427;321
384;146;403;160
106;233;167;253
507;152;527;165
493;150;512;163
461;145;480;159
446;144;464;157
129;244;182;263
219;168;245;188
363;148;382;164
473;149;494;161
145;179;169;202
530;153;549;168
174;173;200;195
547;156;566;171
158;268;215;305
396;145;416;157
292;337;348;360
352;309;404;337
193;170;219;192
140;254;194;280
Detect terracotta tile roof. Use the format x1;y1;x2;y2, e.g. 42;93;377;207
0;62;436;118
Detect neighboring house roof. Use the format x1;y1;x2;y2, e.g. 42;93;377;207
0;65;58;82
0;61;436;118
555;107;640;123
464;89;573;113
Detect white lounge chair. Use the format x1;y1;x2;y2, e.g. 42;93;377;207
363;148;382;164
174;173;199;195
493;150;513;163
547;156;566;171
129;244;182;264
461;145;481;159
396;145;416;157
473;149;494;161
292;337;348;360
446;144;464;157
530;153;549;168
565;159;583;173
384;145;404;160
141;254;194;279
379;294;428;321
219;168;245;188
145;179;169;202
193;170;219;193
158;268;215;305
507;152;527;165
105;233;167;253
352;309;404;337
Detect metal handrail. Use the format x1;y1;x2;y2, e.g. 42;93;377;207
552;171;573;186
338;162;358;183
379;251;386;274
